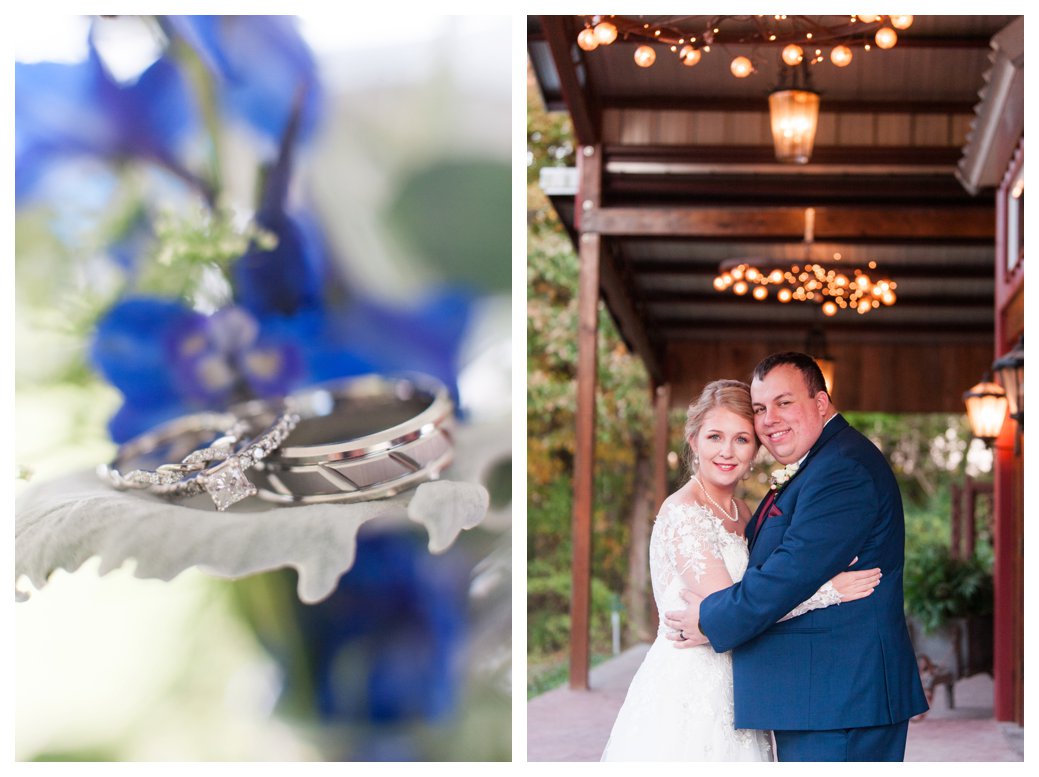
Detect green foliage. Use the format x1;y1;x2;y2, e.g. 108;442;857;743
387;158;511;292
903;544;994;633
527;558;623;658
527;63;575;183
136;207;276;301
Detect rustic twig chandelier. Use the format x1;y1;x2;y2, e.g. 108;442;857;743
712;208;898;316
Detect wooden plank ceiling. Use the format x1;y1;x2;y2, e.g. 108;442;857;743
529;14;1019;411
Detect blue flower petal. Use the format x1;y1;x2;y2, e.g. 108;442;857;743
15;32;203;204
233;212;324;317
289;531;470;724
90;297;204;406
106;398;191;445
164;15;321;144
328;289;473;401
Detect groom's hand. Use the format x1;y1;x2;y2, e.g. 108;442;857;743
663;589;708;648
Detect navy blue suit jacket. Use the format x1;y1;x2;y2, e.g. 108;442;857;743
699;414;928;731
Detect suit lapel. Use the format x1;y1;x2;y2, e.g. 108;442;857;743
747;414;848;551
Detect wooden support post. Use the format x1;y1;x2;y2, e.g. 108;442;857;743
647;382;672;636
652;383;671;514
569;143;603;690
569;230;600;690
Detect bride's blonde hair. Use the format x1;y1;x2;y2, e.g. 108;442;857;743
683;379;758;474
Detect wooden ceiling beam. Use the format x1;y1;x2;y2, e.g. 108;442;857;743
582;205;994;240
657;319;992;335
605;175;974;206
605;145;963;167
539;16;601;145
607;96;977;114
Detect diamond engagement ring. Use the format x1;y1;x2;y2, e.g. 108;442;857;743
99;405;300;511
250;374;454;504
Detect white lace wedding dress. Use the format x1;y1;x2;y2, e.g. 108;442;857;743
601;500;841;762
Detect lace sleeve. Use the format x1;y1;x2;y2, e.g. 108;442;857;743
658;503;735;598
778;580;842;621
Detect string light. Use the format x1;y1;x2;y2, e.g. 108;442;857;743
831;44;853;67
875;26;898;49
634;44;656;67
730;55;753;77
782;44;804;66
575;14;908;76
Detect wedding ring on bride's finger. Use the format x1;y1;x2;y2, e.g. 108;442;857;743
98;404;300;511
250;373;455;505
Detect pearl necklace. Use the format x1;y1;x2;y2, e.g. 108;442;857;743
693;473;738;523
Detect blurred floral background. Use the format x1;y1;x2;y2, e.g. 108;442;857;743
15;14;511;761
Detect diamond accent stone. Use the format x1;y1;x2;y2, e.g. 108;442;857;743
199;457;257;511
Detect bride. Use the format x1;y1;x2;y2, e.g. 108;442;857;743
601;380;881;761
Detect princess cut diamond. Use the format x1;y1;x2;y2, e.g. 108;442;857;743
199;457;257;511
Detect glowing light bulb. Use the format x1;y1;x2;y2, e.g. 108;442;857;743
577;28;599;51
782;44;804;66
768;269;784;284
713;276;726;290
856;15;882;23
634;45;656;67
830;45;853;67
753;286;768;300
594;21;618;45
890;15;913;30
822;301;838;316
875;27;897;49
778;289;793;303
730;56;753;78
679;45;701;66
733;281;749;295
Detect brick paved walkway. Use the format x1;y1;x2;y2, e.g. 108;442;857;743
527;644;1023;762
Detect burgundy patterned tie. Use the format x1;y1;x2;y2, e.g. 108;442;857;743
748;488;777;548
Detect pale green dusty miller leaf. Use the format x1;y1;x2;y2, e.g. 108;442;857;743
408;480;489;554
15;419;504;604
14;470;409;604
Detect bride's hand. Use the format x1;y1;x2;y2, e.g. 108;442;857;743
830;557;882;602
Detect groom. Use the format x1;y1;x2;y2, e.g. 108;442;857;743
664;352;928;761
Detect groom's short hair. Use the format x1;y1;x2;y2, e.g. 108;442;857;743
753;352;829;397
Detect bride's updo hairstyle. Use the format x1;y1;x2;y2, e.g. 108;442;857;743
683;379;758;474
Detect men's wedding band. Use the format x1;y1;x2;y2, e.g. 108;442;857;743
251;373;454;504
99;405;300;511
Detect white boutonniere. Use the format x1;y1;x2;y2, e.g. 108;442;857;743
770;462;800;491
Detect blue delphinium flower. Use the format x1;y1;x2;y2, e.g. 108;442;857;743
92;299;307;442
231;79;326;318
15;29;207;205
162;15;322;146
293;530;470;728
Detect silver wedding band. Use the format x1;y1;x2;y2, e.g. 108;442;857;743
252;374;454;504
